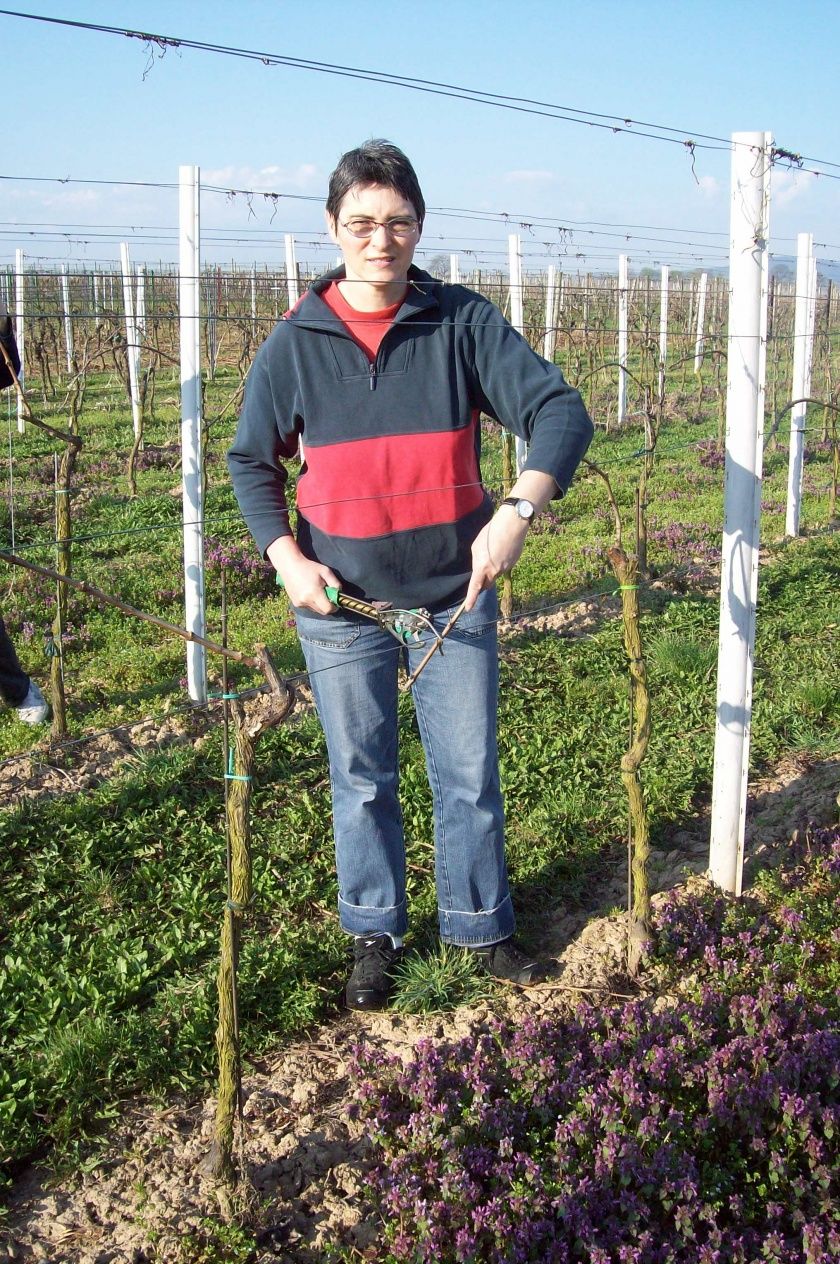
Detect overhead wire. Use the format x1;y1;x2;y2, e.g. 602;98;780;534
2;8;839;183
0;10;741;152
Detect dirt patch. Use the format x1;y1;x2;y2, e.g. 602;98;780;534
499;593;619;641
3;754;838;1264
0;685;320;813
0;709;216;812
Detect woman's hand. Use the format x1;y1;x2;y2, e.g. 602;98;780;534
464;472;560;612
465;510;530;611
266;537;340;614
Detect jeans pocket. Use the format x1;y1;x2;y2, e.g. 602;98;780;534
294;608;362;652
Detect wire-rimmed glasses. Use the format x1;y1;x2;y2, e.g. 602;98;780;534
339;217;419;240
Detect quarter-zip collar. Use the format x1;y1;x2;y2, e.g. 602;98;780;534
288;264;440;336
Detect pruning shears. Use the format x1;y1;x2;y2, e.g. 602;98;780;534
324;585;443;650
276;578;468;689
276;577;442;649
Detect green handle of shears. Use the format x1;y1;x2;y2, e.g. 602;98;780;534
276;576;341;606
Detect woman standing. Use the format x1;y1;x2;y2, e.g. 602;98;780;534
228;140;593;1009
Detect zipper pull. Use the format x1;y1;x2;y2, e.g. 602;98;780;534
369;363;376;391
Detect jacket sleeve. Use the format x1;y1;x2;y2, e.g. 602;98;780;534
226;333;301;557
467;299;594;496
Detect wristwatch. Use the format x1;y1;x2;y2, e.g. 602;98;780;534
500;496;536;523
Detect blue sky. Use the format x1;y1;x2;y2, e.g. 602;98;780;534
1;0;838;272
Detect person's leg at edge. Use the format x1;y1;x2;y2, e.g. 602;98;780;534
0;615;49;724
0;615;32;707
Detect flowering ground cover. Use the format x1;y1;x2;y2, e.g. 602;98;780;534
350;826;840;1263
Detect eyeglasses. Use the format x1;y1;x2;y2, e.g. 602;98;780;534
339;217;419;240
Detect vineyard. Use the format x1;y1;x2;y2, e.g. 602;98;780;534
1;251;839;1262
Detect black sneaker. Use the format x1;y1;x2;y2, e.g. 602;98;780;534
345;933;403;1011
470;936;551;985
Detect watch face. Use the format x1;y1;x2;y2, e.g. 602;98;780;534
517;499;535;519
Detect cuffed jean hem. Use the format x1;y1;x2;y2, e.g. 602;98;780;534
338;894;408;939
438;894;516;946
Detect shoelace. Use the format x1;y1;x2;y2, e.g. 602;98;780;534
353;936;398;980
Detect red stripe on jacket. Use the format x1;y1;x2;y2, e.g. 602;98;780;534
297;422;484;538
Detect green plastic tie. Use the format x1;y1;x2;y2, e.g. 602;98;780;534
224;773;252;783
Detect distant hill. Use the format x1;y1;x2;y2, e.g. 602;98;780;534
637;256;840;286
770;255;840;285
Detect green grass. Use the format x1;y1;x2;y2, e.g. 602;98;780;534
391;943;496;1015
0;360;838;1190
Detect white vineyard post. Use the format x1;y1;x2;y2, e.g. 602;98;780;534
119;243;142;439
250;264;257;338
785;233;817;537
285;233;300;309
658;265;670;405
508;233;527;470
60;266;74;372
542;264;557;363
694;271;708;372
617;254;629;425
709;130;773;896
449;254;460;285
14;249;24;434
178;164;207;704
93;271;101;328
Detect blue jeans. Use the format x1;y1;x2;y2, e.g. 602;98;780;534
294;586;514;946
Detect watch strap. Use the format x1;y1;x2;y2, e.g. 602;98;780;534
500;496;535;520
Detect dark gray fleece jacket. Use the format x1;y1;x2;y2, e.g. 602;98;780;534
227;265;593;610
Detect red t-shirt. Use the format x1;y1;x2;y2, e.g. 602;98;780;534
320;281;406;361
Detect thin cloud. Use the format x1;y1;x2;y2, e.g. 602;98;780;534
771;166;817;209
696;175;721;199
203;163;320;193
5;187;101;209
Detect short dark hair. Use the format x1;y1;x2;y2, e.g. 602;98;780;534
326;140;425;229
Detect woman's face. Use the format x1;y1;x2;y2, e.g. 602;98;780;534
328;183;420;294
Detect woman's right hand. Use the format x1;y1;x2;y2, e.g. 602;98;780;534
266;537;340;614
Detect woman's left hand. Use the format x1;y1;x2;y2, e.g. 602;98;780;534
464;511;530;611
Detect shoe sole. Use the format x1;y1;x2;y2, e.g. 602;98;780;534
345;989;391;1011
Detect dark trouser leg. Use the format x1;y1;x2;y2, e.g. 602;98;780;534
0;616;31;706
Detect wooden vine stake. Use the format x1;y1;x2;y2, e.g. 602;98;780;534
203;647;295;1191
607;546;652;976
584;456;654;977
